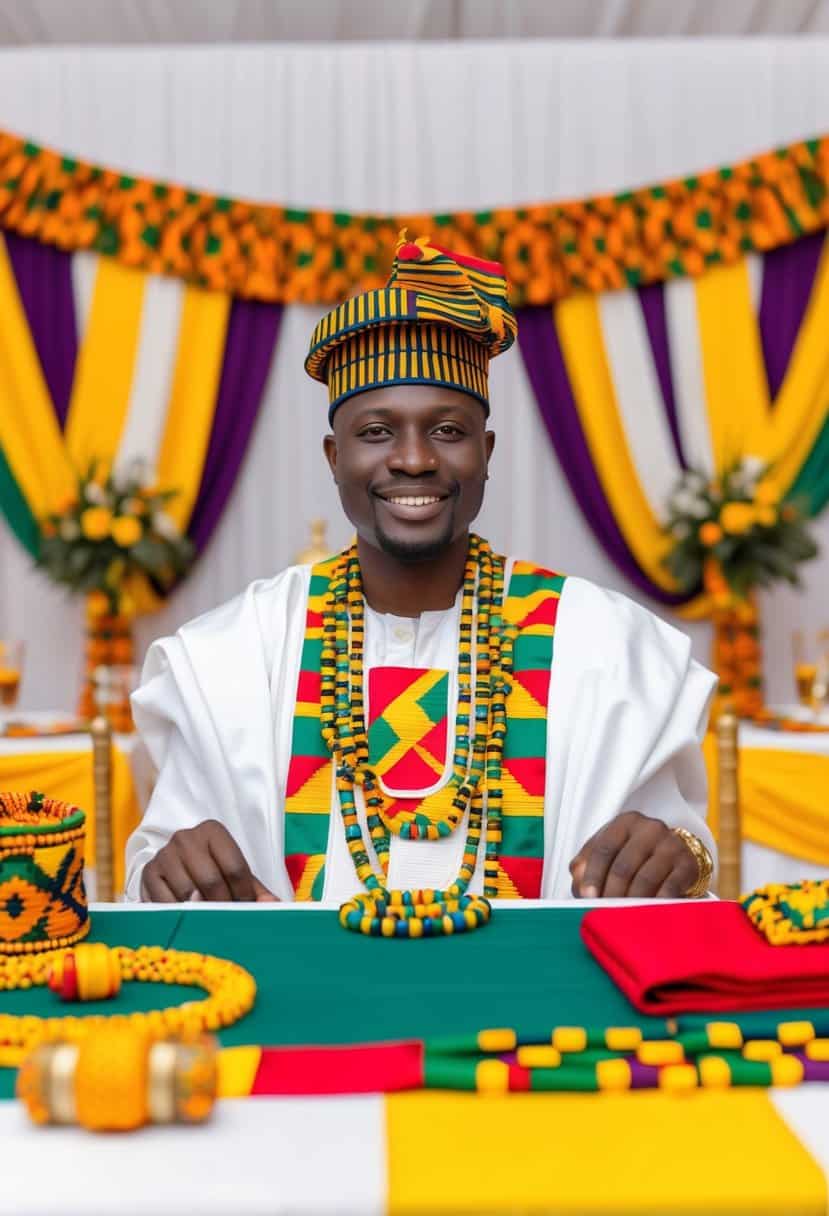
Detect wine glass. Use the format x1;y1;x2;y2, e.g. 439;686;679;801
0;639;24;733
792;630;829;715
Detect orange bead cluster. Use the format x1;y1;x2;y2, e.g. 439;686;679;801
77;602;134;731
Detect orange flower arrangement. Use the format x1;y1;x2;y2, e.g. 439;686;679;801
664;458;817;604
37;460;193;617
664;459;818;719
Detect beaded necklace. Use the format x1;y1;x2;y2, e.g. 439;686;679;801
321;535;514;936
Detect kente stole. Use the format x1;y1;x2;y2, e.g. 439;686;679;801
283;557;565;900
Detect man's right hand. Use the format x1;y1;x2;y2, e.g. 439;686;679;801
141;820;278;903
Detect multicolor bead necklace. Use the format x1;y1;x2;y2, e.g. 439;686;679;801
320;534;514;936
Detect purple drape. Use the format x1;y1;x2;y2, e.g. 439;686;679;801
637;281;686;469
759;229;824;400
4;230;77;427
516;307;687;606
187;299;283;554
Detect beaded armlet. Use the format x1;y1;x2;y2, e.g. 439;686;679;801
742;881;829;945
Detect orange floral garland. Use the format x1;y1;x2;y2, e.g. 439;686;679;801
1;128;829;305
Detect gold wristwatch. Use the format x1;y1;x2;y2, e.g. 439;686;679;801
672;827;714;898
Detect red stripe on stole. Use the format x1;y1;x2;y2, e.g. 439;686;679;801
306;609;323;629
502;756;546;796
499;855;543;899
296;669;321;703
285;754;328;797
513;668;550;708
517;596;559;629
285;853;310;891
251;1041;424;1095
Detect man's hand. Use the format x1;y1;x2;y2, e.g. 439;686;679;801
569;811;700;899
141;820;278;903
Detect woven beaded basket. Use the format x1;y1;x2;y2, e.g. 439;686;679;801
0;792;90;954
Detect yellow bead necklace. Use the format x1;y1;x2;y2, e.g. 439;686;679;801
0;943;256;1066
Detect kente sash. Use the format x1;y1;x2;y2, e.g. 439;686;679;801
283;557;565;900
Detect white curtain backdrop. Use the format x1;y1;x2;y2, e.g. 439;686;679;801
3;0;829;43
2;39;829;708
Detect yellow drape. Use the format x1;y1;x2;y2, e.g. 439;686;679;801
0;235;75;514
155;285;230;529
555;293;677;593
704;734;829;866
64;259;146;473
694;235;829;493
695;260;770;471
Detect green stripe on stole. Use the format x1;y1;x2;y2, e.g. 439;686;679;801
283;555;565;900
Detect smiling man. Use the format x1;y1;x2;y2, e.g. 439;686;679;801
125;234;716;908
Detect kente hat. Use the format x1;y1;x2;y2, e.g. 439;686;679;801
305;230;516;420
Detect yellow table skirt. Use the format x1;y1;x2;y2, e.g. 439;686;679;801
704;733;829;866
0;746;140;895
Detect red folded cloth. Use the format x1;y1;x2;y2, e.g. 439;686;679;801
581;901;829;1014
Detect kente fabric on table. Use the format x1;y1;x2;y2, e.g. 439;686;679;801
581;901;829;1014
282;558;564;900
125;558;716;901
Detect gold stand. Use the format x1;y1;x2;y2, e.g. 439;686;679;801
715;709;741;901
90;715;114;903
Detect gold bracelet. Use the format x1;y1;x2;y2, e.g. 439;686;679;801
672;827;714;898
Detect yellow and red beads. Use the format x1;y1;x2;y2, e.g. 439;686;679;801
48;943;121;1002
0;944;256;1057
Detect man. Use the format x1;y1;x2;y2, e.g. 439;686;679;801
125;233;716;906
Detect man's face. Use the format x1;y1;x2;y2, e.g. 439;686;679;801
323;384;495;562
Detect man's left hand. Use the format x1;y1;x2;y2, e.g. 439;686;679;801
569;811;699;898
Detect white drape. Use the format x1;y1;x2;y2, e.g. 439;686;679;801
2;1;829;44
2;39;829;709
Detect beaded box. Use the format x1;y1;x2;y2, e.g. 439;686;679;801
0;791;89;954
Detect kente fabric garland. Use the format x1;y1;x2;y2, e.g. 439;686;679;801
283;541;563;907
2;128;829;306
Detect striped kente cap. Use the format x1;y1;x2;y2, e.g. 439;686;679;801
305;231;516;419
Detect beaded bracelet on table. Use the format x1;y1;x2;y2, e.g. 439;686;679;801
422;1015;829;1093
322;535;515;937
0;943;257;1063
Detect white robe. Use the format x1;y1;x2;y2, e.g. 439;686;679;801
124;561;717;901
